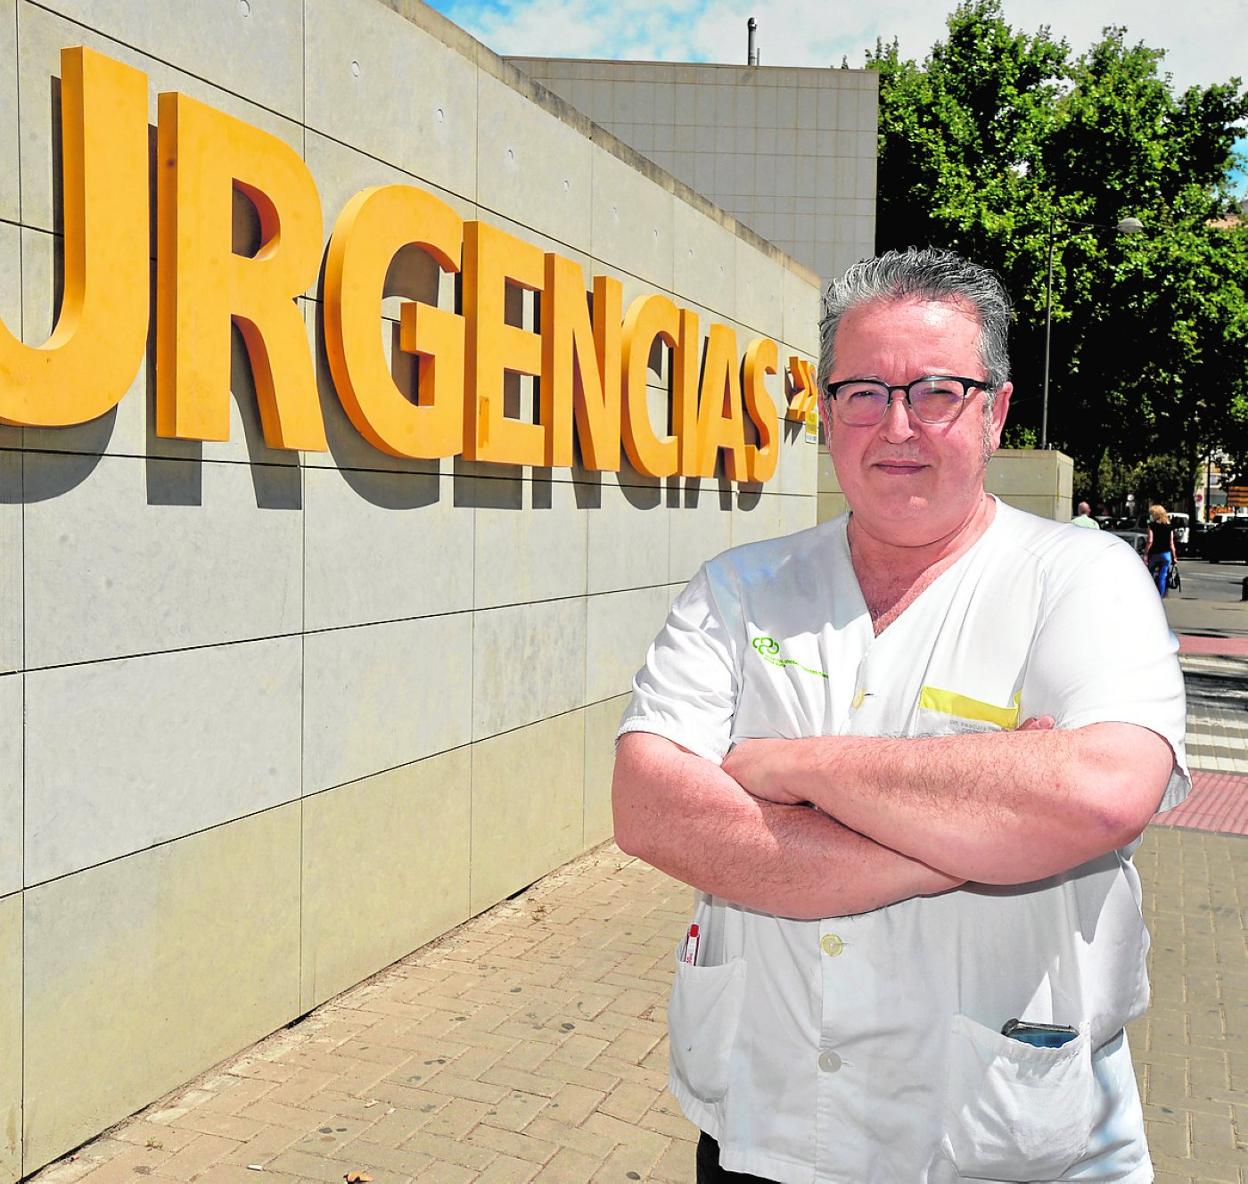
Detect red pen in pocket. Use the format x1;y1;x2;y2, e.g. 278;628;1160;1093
682;923;700;965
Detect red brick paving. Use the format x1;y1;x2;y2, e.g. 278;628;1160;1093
1153;769;1248;837
1176;633;1248;657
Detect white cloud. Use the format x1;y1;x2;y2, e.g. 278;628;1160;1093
431;0;1246;91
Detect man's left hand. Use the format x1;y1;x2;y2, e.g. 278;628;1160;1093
722;739;807;805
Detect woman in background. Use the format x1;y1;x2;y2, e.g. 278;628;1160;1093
1145;504;1179;598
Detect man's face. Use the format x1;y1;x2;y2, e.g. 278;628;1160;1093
824;296;1012;549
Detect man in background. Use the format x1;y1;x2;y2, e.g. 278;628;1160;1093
1072;499;1101;528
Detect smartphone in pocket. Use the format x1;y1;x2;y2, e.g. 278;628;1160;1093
1001;1018;1078;1049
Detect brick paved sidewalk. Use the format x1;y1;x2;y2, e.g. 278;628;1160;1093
31;825;1246;1184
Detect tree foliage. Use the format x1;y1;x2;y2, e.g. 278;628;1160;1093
867;1;1248;513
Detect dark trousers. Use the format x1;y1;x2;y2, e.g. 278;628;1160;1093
696;1132;778;1183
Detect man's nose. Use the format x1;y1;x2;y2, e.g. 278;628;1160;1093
879;391;918;441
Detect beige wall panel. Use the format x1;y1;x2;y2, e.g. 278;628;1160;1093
303;0;477;201
18;4;306;235
23;453;303;667
587;478;669;595
0;674;20;898
585;585;672;705
304;468;473;631
24;637;302;885
470;710;584;914
668;481;733;582
19;228;305;469
0;449;19;675
776;426;819;499
735;238;785;339
301;747;471;1010
590;148;674;291
732;488;784;550
472;597;586;740
817;491;848;524
22;805;301;1174
782;265;822;358
0;221;19;453
305;128;476;254
986;449;1073;498
0;0;15;223
302;612;473;794
779;493;818;537
475;69;593;251
0;893;17;1184
472;475;588;609
37;0;303;119
583;693;630;847
672;198;736;322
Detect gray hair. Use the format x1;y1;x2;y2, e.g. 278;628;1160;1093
817;248;1013;411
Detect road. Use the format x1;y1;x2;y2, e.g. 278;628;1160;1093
1161;557;1248;639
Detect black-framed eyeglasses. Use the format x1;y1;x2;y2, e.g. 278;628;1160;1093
823;375;991;426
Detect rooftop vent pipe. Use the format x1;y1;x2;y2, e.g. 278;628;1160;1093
747;17;759;66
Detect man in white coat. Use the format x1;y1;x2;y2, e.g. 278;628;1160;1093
612;248;1187;1184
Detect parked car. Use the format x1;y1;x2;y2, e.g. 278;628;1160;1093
1109;529;1148;556
1169;512;1190;547
1203;519;1248;563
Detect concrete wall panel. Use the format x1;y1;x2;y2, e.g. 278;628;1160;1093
590;148;674;290
472;597;586;740
585;584;672;705
304;0;477;200
470;710;584;914
304;468;472;631
22;805;301;1174
0;893;17;1183
472;475;588;609
301;746;471;1010
302;612;473;794
18;3;306;236
587;479;669;595
23;453;303;667
0;449;19;675
667;482;733;582
24;637;303;885
672;197;736;321
37;0;304;120
476;69;593;251
583;692;630;846
735;237;785;338
732;488;784;550
0;674;20;898
0;0;15;223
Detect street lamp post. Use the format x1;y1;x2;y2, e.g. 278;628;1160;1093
1039;213;1143;449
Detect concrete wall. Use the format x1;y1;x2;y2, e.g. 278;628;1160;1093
818;448;1076;523
508;57;878;283
0;1;821;1176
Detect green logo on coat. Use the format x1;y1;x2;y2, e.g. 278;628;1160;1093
751;635;828;680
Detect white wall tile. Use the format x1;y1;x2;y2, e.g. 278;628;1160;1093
38;0;303;120
672;198;736;321
590;148;674;290
23;453;303;667
0;449;19;675
476;69;594;252
472;597;586;739
304;467;473;631
23;806;301;1171
0;0;16;223
735;237;785;337
0;673;19;898
587;477;669;595
472;475;588;609
668;482;733;582
24;637;303;885
732;487;784;549
303;612;473;793
585;585;672;704
303;0;477;201
18;3;306;236
0;891;18;1183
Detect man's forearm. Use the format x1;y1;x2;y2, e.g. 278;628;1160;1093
613;731;963;920
726;724;1173;885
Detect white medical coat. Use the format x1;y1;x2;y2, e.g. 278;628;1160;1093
619;503;1189;1183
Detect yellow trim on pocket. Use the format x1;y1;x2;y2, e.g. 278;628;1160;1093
919;686;1021;729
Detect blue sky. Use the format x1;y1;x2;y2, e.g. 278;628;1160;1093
425;0;1247;194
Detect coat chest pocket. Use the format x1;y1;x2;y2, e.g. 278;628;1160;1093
914;685;1021;737
939;1014;1096;1180
668;947;746;1103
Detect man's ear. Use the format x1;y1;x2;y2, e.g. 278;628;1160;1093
989;381;1012;449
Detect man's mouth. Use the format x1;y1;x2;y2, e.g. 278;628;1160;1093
871;459;928;475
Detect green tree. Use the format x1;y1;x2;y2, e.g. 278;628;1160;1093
867;2;1248;513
